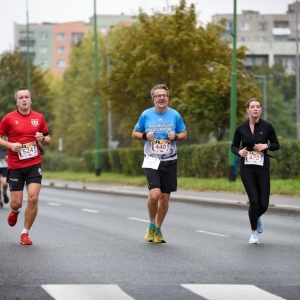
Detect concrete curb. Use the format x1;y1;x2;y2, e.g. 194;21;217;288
42;182;300;217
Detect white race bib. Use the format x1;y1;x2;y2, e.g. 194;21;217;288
18;142;38;160
142;156;160;170
151;139;171;154
245;151;264;166
0;159;7;168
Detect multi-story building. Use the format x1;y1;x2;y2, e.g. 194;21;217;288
14;14;135;74
212;1;300;73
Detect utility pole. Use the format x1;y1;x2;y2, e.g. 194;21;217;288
228;0;237;181
26;0;31;91
93;0;101;175
107;27;113;149
296;0;300;139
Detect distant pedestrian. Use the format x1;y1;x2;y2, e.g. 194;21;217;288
0;135;9;208
231;98;279;244
132;84;187;243
0;87;51;245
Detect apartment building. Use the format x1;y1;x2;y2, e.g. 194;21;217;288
14;14;135;74
212;1;300;73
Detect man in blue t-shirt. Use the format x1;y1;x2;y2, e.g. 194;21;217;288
132;84;187;243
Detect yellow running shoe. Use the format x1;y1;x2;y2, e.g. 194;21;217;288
153;230;166;243
144;227;156;242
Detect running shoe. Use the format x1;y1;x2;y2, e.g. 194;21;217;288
20;233;33;245
249;232;260;244
3;193;9;204
257;218;264;234
0;202;3;209
144;227;156;242
7;210;19;227
153;230;167;243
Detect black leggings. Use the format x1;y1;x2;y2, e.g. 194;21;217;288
240;167;270;230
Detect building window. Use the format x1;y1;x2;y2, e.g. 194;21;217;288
40;60;48;68
240;22;250;31
259;37;268;42
71;33;84;44
224;22;233;31
274;35;288;41
19;46;34;52
57;46;66;54
274;21;289;28
20;31;34;39
40;33;48;40
258;23;267;31
295;22;300;30
241;36;250;42
57;33;65;40
40;47;48;54
57;60;66;67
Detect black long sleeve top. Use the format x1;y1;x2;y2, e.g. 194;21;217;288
231;118;280;168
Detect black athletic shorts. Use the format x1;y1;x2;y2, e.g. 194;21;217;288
144;159;177;194
0;167;8;177
7;164;42;191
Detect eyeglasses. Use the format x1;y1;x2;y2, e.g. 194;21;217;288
153;94;168;99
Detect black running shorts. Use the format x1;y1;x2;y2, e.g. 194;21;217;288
7;164;42;191
144;159;177;194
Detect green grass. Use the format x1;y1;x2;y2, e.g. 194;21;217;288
43;171;300;197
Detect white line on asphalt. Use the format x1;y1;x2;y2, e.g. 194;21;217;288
127;217;149;222
81;209;99;213
47;202;61;206
41;284;134;300
181;284;285;300
196;230;230;237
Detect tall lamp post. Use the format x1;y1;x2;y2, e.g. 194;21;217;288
296;0;300;139
93;0;101;176
26;0;31;90
254;74;267;121
228;0;237;181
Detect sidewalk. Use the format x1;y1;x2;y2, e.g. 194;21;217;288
42;179;300;217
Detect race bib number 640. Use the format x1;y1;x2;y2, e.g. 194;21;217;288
18;142;38;160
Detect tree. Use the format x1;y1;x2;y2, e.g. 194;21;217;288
102;0;260;141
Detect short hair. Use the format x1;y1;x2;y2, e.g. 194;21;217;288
14;87;31;100
150;84;169;98
246;98;261;108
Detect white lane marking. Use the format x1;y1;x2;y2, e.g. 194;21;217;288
196;230;230;237
181;284;285;300
47;202;61;206
81;209;99;213
127;217;149;223
41;284;135;300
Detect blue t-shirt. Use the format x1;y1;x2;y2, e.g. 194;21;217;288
134;107;186;161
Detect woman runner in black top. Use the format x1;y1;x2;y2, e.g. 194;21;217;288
231;98;279;244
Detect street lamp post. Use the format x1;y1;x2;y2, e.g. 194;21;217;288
296;0;300;139
254;74;267;121
106;27;112;149
26;0;31;90
93;0;101;176
228;0;237;182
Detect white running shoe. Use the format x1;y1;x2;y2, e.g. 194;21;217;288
249;232;260;244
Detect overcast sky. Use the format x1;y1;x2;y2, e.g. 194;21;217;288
0;0;295;54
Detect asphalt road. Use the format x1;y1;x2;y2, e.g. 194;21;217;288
0;187;299;300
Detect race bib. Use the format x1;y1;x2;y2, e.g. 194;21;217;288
245;151;264;166
18;142;38;160
0;159;7;168
142;156;160;170
151;139;171;154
